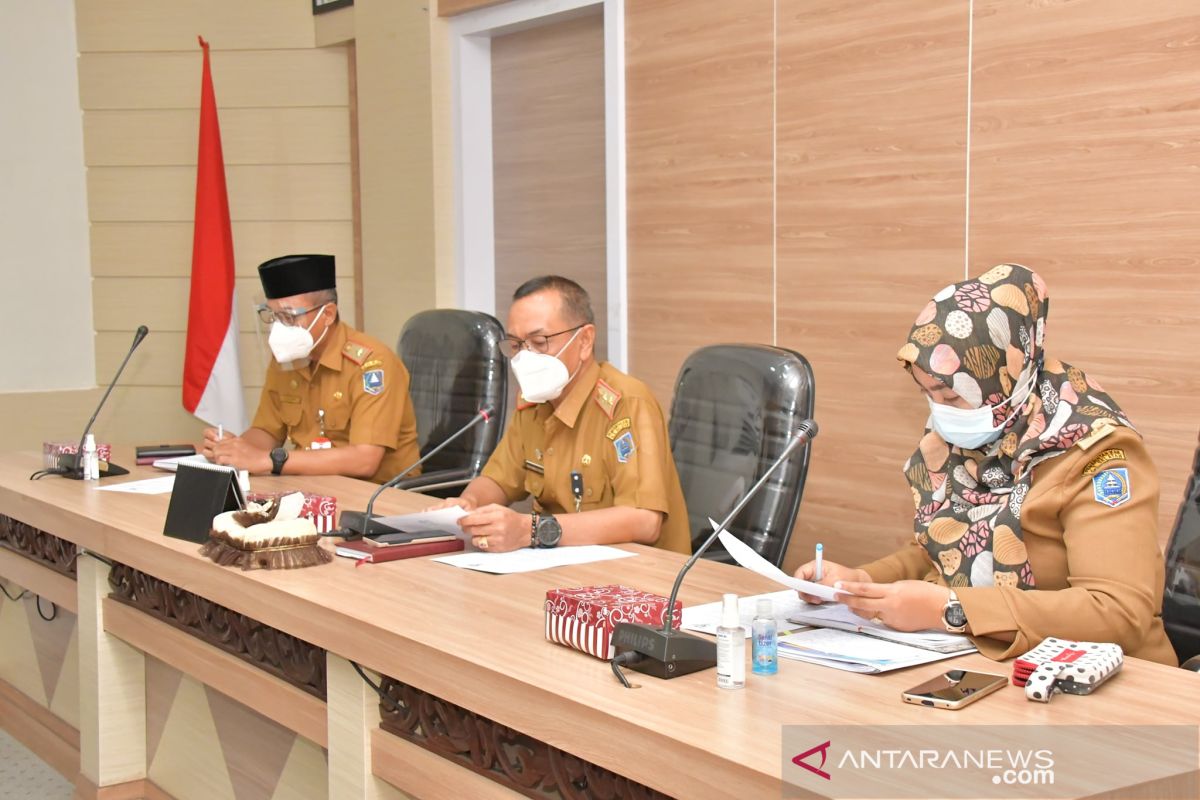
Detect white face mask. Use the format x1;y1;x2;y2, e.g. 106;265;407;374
927;366;1037;450
268;305;330;366
510;327;584;403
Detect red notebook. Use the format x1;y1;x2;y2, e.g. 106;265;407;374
335;536;463;565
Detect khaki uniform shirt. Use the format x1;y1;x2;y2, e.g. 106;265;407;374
860;426;1177;665
250;321;421;485
481;360;692;554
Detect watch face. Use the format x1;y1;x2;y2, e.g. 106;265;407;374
945;603;967;628
536;515;562;547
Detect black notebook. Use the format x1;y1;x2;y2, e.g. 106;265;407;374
163;462;244;543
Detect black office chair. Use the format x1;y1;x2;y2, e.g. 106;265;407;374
1164;431;1200;671
393;310;508;498
668;344;815;567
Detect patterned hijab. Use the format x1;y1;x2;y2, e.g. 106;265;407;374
898;264;1134;590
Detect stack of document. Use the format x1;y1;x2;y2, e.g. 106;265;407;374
779;604;976;673
787;604;974;654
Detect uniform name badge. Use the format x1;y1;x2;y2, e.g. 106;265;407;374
1091;467;1130;508
363;369;385;395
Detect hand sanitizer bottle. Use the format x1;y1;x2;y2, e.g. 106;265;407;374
752;598;778;675
716;593;745;690
82;434;99;480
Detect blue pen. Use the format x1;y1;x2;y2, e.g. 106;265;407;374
815;542;824;582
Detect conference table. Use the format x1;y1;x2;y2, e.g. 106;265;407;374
0;448;1196;800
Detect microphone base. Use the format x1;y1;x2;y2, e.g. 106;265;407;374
336;510;405;539
612;623;717;679
55;454;130;479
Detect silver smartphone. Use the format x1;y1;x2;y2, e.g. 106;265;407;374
901;669;1007;710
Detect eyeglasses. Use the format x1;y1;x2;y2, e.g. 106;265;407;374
256;303;325;327
500;324;586;359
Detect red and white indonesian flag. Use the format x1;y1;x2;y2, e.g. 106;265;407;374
183;37;247;432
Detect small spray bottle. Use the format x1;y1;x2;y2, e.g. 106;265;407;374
752;598;778;675
82;434;99;481
716;593;745;690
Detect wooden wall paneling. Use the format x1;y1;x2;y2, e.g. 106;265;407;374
437;0;509;17
78;51;350;111
774;0;971;569
83;108;351;167
95;332;268;389
624;0;776;401
92;277;361;334
90;221;355;278
86;165;353;223
491;12;608;356
968;0;1200;545
75;0;318;53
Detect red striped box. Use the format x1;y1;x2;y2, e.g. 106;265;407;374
245;491;338;534
545;585;682;661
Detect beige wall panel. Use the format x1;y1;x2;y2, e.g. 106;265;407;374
78;50;349;111
93;277;357;334
96;332;269;389
90;221;355;278
87;165;352;223
968;0;1200;545
775;0;970;569
438;0;508;17
492;12;607;356
625;0;776;401
353;0;437;342
84;108;350;167
76;0;318;53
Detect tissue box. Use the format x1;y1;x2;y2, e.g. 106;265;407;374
545;585;682;661
44;441;112;468
245;491;338;533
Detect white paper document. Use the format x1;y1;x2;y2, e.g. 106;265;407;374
778;628;966;674
433;545;635;574
787;602;974;653
373;507;470;539
681;589;811;639
710;519;851;602
96;476;177;495
152;454;213;472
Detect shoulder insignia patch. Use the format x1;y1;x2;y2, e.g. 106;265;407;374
1092;468;1130;508
342;341;373;365
362;369;385;395
606;418;631;441
1073;419;1116;451
362;358;383;370
613;430;635;463
594;379;621;420
1082;448;1127;477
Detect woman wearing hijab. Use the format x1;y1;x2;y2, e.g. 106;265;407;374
796;264;1177;665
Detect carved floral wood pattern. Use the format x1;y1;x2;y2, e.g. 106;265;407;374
107;562;327;698
378;677;671;800
0;514;79;577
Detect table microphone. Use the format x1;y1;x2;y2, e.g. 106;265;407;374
336;404;496;538
611;419;819;680
40;325;149;480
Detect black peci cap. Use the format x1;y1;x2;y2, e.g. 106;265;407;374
257;254;336;300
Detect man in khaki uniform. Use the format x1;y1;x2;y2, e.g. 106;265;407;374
202;254;421;484
435;276;691;554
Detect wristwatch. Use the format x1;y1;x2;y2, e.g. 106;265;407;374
531;512;562;549
269;447;289;476
942;589;968;633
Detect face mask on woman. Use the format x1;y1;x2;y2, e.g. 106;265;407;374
268;305;330;366
927;366;1037;450
509;328;584;403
